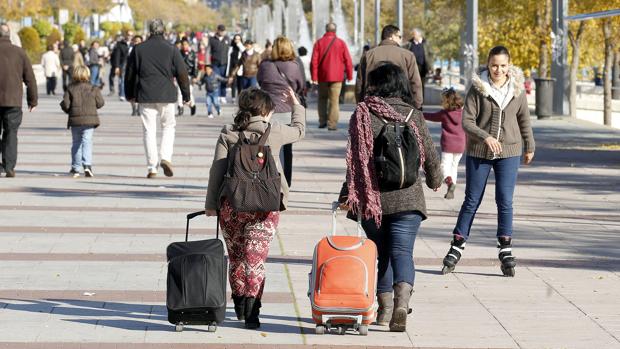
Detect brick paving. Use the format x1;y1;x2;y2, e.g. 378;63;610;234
0;89;619;348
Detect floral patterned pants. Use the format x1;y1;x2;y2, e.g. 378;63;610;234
219;198;280;298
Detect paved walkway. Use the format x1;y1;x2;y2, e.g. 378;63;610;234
0;89;619;349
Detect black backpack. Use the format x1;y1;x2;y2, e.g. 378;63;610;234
222;125;282;212
373;109;421;192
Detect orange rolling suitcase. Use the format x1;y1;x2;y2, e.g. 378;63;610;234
308;202;377;335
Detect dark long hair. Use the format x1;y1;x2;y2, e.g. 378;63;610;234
234;88;275;130
366;62;415;106
487;45;511;63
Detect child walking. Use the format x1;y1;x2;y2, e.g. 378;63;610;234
423;88;465;199
200;64;227;118
60;65;104;178
205;87;305;329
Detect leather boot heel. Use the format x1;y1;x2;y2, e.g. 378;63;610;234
389;282;413;332
376;292;393;326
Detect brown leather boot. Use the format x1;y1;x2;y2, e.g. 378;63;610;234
389;282;413;332
375;292;393;326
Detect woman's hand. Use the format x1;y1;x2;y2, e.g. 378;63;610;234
484;136;502;155
205;209;218;216
282;87;300;106
523;152;534;165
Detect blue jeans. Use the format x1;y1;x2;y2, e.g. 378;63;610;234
362;211;423;294
212;64;227;97
89;65;101;87
118;70;125;97
206;90;220;114
239;76;257;90
453;155;521;239
71;126;95;171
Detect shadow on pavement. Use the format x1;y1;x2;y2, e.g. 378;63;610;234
2;298;304;334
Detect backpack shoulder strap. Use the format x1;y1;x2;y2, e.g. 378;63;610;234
257;124;271;146
237;129;248;144
318;37;337;68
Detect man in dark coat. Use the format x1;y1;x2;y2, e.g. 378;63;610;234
0;23;38;177
111;35;129;100
124;19;190;178
403;28;432;97
208;24;230;103
59;39;75;92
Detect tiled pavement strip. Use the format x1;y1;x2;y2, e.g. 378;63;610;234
0;87;619;349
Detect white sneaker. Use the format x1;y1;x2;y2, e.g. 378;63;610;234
208;114;214;118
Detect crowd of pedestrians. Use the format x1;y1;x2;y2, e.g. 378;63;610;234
0;18;537;335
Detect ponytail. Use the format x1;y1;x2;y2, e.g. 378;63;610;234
234;110;253;130
233;87;275;130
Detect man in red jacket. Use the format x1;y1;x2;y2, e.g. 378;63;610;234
310;23;353;131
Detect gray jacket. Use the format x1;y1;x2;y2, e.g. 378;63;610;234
205;104;306;211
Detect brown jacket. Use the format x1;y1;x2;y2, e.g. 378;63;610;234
463;67;535;159
229;51;262;78
205;104;306;211
0;36;38;108
355;40;423;109
60;82;104;128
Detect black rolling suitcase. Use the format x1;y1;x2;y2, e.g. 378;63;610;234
167;210;227;332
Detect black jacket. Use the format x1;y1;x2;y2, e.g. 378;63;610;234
111;41;129;69
124;35;190;104
60;82;104;128
60;46;74;67
209;35;230;66
181;49;197;78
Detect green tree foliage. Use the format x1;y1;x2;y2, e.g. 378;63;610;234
33;19;53;38
422;0;464;62
62;22;80;44
99;22;135;39
74;27;86;44
47;28;62;48
18;27;42;62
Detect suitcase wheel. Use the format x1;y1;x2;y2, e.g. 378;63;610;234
315;325;326;335
208;323;217;332
175;324;184;332
358;324;368;336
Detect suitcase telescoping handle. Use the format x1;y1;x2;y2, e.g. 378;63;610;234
185;210;219;242
331;201;363;237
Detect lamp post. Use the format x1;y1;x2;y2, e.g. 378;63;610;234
551;0;569;115
463;0;478;86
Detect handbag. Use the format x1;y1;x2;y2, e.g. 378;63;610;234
273;61;307;108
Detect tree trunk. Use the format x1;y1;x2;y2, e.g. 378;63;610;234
603;19;613;127
568;21;585;119
613;51;620;100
